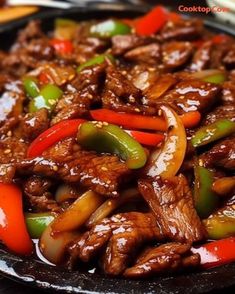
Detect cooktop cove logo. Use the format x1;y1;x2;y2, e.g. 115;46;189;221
178;4;230;14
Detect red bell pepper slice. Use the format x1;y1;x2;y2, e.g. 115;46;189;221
134;6;168;36
50;38;74;54
91;109;167;131
90;109;201;131
192;237;235;269
212;34;230;45
126;130;164;146
27;119;85;158
180;111;201;129
0;183;33;255
39;71;53;84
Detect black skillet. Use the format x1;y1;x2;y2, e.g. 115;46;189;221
0;4;235;294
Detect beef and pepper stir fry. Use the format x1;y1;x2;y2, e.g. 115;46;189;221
0;6;235;278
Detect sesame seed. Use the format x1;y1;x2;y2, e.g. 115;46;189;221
7;131;12;137
101;166;108;171
134;108;141;112
4;149;11;154
48;99;56;105
53;165;59;171
106;180;111;184
102;122;108;126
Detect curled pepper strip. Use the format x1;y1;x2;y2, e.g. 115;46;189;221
194;165;219;219
27;119;85;158
90;109;201;131
145;105;187;179
0;183;33;255
192;238;235;269
192;119;235;148
77;122;147;169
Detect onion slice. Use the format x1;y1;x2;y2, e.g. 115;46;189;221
146;105;187;179
39;224;79;265
86;188;140;228
51;190;105;233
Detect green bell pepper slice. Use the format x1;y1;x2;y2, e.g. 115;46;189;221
25;212;54;239
29;84;63;113
77;122;147;169
77;54;115;72
202;73;226;84
90;19;131;38
23;77;40;98
191;119;235;148
203;199;235;239
194;165;219;219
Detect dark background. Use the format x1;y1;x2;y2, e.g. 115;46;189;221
1;0;232;293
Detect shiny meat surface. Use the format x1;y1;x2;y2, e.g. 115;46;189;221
138;175;206;243
201;137;235;171
23;176;60;212
0;138;130;197
157;79;220;114
203;105;235;125
68;212;163;275
124;243;200;278
162;41;193;70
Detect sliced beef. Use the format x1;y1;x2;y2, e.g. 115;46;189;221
67;212;163;275
201;137;235;171
223;45;235;69
124;243;200;278
18;109;49;141
203;105;235;125
0;137;28;164
124;43;161;65
162;41;193;70
52;64;105;124
102;66;144;114
112;34;152;56
138;175;206;243
16;20;44;45
25;39;54;61
160;19;203;41
222;81;235;105
23;176;59;212
0;79;25;125
73;37;108;64
2;138;130;197
189;41;212;71
157;79;220;114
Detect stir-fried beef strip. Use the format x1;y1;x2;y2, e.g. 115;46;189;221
138;175;206;243
162;41;193;70
18;109;50;141
1;138;130;197
156;79;220;114
111;34;154;56
124;243;200;278
124;43;161;65
23;176;60;212
189;41;212;71
159;19;203;41
52;63;105;124
68;212;163;275
201;137;235;171
203;105;235;125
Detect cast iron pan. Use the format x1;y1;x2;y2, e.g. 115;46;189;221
0;5;235;294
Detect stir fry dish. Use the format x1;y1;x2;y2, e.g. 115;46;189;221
0;5;235;279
